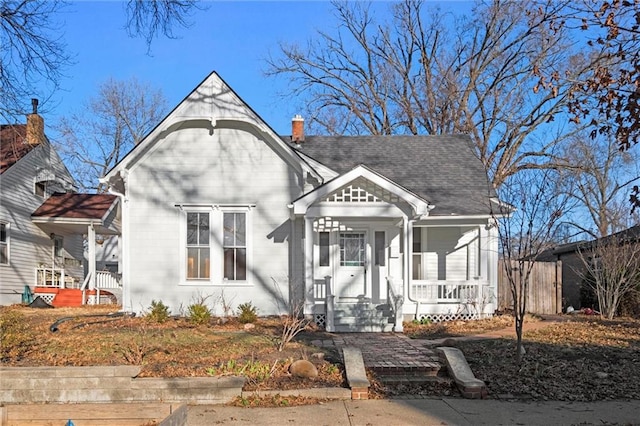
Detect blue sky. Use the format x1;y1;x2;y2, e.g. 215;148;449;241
42;1;471;137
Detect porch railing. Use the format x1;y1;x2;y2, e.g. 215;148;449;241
410;280;485;303
95;271;122;289
313;278;327;301
80;271;122;305
35;267;78;288
324;276;335;332
386;276;404;332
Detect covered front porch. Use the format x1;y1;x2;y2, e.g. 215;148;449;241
293;166;498;332
30;193;122;307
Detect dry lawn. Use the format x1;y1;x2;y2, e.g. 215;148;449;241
406;314;640;401
0;305;345;395
3;305;640;402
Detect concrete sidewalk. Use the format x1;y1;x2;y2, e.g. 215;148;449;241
187;398;640;426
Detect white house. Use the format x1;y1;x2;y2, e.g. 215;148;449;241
101;71;501;331
0;100;121;307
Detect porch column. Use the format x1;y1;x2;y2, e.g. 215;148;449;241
304;216;315;314
87;224;96;291
403;217;411;302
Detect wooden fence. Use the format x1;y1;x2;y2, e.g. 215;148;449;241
497;259;562;315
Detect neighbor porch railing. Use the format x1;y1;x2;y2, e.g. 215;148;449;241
410;280;485;302
81;270;122;305
35;267;79;288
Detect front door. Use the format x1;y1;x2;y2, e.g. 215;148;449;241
335;231;367;300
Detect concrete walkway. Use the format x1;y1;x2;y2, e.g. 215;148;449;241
187;398;640;425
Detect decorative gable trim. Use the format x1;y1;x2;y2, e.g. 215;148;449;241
292;165;433;218
101;71;321;187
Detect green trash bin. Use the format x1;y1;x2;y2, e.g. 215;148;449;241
21;285;34;304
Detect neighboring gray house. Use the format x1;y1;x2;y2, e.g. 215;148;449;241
101;71;501;331
0;101;121;307
0;101;80;304
549;225;640;310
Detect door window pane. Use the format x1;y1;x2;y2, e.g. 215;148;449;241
340;232;365;266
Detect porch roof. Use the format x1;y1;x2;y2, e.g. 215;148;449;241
285;134;497;216
31;192;120;234
292;164;432;218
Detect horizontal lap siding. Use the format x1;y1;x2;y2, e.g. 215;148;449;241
0;143;80;304
127;127;301;315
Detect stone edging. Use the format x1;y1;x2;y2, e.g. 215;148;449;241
436;347;488;399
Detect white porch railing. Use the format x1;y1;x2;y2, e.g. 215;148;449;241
81;270;122;305
324;276;335;332
410;280;485;302
35;267;79;288
386;276;404;332
95;270;121;289
313;278;327;301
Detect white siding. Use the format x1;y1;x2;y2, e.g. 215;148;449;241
0;141;82;304
124;126;304;315
423;226;480;281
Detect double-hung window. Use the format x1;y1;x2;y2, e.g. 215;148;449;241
0;222;8;265
186;212;210;279
223;212;246;281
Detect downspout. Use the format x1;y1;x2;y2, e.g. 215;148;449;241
105;175;129;313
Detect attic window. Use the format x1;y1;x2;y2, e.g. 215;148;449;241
35;181;46;197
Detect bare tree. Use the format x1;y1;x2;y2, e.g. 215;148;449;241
576;230;640;319
493;169;568;363
54;77;167;192
1;0;200;122
125;0;202;49
0;0;70;122
267;0;592;187
559;131;640;239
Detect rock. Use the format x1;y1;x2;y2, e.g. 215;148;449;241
442;338;458;346
289;359;318;378
311;352;325;360
243;323;255;330
595;372;609;379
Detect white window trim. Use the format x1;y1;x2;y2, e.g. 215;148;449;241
0;221;9;266
220;206;253;286
177;205;253;286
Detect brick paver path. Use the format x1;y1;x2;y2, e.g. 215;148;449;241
312;333;441;370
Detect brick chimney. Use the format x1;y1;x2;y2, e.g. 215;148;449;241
26;98;45;146
291;114;304;144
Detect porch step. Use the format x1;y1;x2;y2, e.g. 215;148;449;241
333;302;395;332
368;363;447;385
33;288;117;307
51;289;83;307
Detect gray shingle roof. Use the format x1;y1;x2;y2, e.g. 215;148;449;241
284;134;496;216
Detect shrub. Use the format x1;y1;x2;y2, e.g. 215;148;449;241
619;288;640;318
0;309;33;361
146;300;170;323
237;302;258;324
187;302;212;325
277;302;310;351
